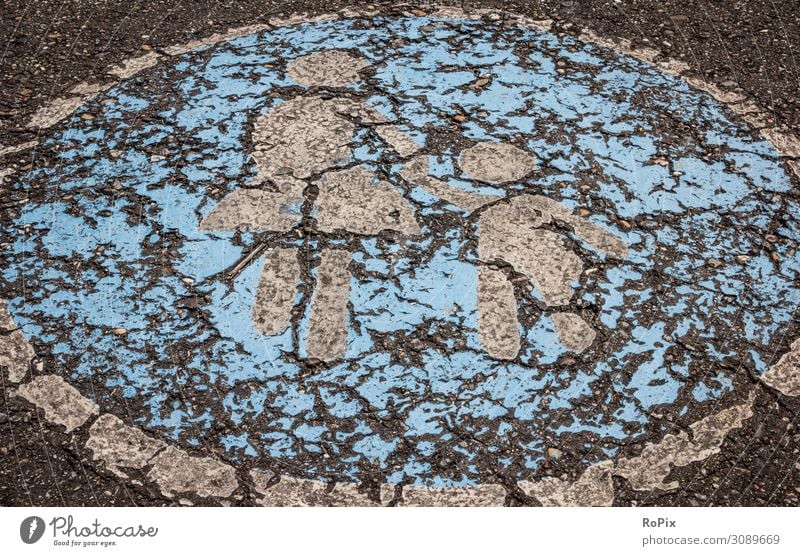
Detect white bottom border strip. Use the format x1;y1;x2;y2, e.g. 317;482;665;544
2;507;799;555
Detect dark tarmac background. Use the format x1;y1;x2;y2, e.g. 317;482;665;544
1;0;799;506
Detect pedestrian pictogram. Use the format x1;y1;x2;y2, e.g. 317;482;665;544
2;14;798;490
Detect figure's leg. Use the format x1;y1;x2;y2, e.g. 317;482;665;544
252;248;300;335
306;249;351;361
477;266;521;360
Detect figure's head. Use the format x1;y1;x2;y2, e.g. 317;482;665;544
399;141;538;215
287;49;369;88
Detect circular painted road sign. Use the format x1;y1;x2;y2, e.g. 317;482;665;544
2;9;799;501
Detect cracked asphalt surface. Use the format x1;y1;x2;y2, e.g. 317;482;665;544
2;1;800;507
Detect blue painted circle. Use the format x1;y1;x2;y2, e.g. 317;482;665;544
3;16;799;487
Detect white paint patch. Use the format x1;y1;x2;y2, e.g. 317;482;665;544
163;24;272;56
0;327;35;383
332;99;387;123
402;484;507;506
761;338;800;397
519;195;628;259
478;194;627;337
199;187;303;232
15;375;98;432
788;160;800;181
147;445;238;498
252;96;355;180
108;52;161;79
521;461;614;506
374;125;422;157
614;394;755;490
268;13;339;28
86;414;166;478
251;471;387;506
0;300;35;382
0;140;38;158
458;141;536;183
28;96;85;129
0;167;14;185
69;81;113;96
479;198;584;306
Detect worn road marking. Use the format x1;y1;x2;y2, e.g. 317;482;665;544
287;50;370;87
458;141;537;183
551;312;597;354
615;395;755;491
761;338;800;397
477;266;521;360
315;166;420;236
16;375;97;433
252;248;301;335
2;5;799;505
86;414;166;478
147;446;238;498
307;249;353;361
0;301;36;383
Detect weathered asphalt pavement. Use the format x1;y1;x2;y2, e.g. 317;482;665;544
1;1;800;507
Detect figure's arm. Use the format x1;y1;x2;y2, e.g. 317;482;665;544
535;196;628;260
565;215;628;260
400;155;500;213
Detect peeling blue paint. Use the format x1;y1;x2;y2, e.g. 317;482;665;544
2;16;798;487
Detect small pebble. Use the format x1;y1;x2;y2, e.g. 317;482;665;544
547;447;562;458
